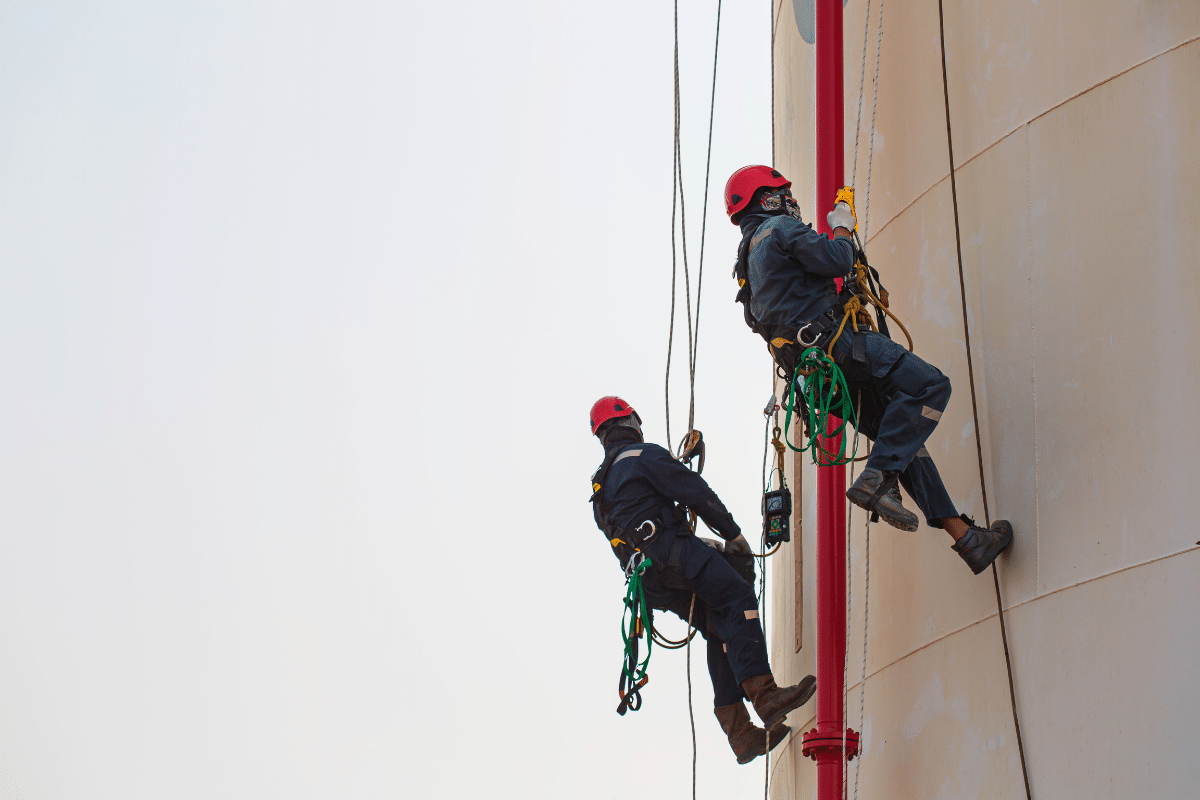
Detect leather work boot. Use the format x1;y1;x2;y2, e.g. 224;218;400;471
714;703;791;765
846;468;919;532
952;516;1014;574
741;674;817;732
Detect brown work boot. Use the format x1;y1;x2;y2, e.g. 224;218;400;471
846;468;919;531
952;515;1014;574
714;703;791;765
741;674;817;731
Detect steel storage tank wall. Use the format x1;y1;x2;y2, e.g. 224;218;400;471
766;2;1200;797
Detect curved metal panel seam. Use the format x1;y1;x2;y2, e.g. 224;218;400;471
997;33;1200;155
859;33;1200;250
766;546;1198;792
843;544;1199;691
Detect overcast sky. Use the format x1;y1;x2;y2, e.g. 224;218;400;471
0;2;789;797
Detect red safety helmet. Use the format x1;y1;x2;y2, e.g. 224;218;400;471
724;165;791;222
590;396;641;435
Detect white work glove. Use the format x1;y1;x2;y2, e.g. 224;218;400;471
826;201;857;234
725;534;752;557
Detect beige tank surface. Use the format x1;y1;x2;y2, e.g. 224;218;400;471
766;2;1200;797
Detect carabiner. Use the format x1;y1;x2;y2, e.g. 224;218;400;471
796;321;822;348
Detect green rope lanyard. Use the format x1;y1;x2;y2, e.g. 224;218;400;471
782;346;860;466
621;557;653;685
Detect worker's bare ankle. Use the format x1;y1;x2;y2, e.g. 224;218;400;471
941;516;968;541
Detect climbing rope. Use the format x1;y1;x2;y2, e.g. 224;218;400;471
781;347;860;466
651;624;698;649
690;0;722;432
936;2;1033;797
842;392;863;800
755;364;776;796
665;0;721;448
862;0;884;240
664;0;686;451
660;8;723;796
852;435;871;800
686;594;696;800
770;0;777;164
759;490;770;800
837;14;887;792
852;0;872;190
835;253;915;353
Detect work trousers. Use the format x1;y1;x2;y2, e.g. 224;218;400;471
830;328;958;527
641;534;769;707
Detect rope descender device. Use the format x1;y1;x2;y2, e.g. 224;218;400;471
676;428;705;473
676;429;705;532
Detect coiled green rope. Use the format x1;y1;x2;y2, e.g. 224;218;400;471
782;346;860;466
616;556;653;714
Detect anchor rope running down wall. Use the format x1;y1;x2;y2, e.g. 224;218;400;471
936;2;1034;798
840;0;886;777
842;394;864;800
845;3;885;797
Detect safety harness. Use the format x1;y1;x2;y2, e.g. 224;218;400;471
732;189;907;379
590;444;692;714
732;230;838;378
589;446;685;570
734;188;915;467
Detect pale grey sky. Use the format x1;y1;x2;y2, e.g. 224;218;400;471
0;2;784;797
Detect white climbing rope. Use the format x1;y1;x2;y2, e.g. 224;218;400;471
845;5;887;795
853;438;871;800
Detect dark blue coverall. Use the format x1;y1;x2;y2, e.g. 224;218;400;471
739;210;958;527
592;442;769;706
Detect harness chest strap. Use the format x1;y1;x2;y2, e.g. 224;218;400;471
591;447;691;574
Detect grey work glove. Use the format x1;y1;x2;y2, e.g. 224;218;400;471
826;201;857;234
725;534;752;557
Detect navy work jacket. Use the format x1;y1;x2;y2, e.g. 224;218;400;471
592;442;740;564
739;211;857;335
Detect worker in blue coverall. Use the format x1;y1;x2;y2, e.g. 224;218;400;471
589;396;816;765
722;165;1013;575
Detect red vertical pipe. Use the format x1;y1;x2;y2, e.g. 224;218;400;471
800;0;859;796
